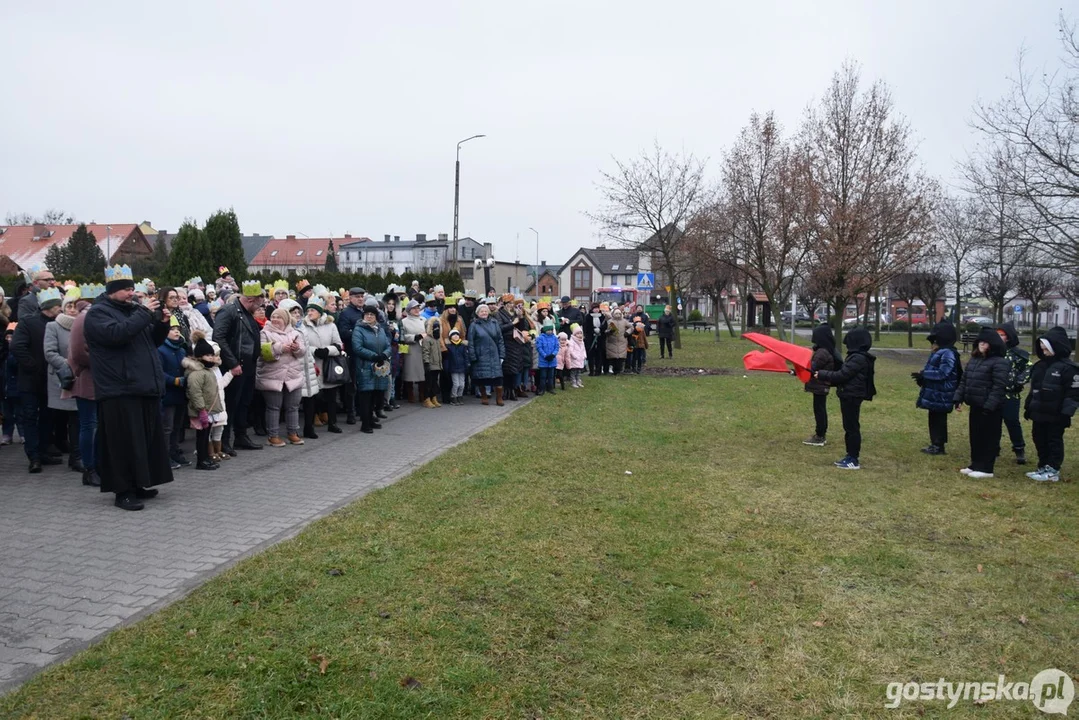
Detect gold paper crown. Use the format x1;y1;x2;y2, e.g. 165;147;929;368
241;280;263;298
62;279;77;289
272;279;289;293
63;286;82;304
104;264;134;283
169;315;180;327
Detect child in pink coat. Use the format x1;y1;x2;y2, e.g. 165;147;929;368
567;325;587;388
556;332;570;390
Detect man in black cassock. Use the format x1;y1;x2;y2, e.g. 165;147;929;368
84;268;174;511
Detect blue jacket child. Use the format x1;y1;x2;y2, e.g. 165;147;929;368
536;324;560;368
157;327;189;407
913;321;962;454
444;330;470;374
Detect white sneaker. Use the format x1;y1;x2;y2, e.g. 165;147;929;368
1032;467;1061;482
1025;466;1048;479
967;471;994;479
959;467;974;475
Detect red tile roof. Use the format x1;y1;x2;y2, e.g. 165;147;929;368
0;224;144;272
249;236;370;267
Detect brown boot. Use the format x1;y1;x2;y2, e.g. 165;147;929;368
480;388;489;406
432;397;442;407
267;436;286;447
495;387;504;406
423;398;436;409
517;385;528;398
287;433;305;445
314;413;325;427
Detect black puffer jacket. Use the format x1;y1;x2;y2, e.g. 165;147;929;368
10;310;52;395
84;297;170;401
1025;326;1079;425
805;324;841;395
212;300;261;371
954;327;1009;411
817;328;876;400
657;312;676;339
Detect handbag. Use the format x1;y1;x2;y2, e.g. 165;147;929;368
322;354;351;384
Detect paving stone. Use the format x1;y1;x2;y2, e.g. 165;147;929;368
0;398;524;694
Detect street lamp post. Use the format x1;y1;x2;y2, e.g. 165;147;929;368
475;257;495;296
453;134;486;275
106;225;112;265
528;227;539;298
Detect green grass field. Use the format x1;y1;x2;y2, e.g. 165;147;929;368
2;334;1076;719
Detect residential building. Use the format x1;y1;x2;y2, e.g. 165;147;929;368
522;262;560;298
247;235;361;274
338;233;485;275
462;260;536;297
242;234;274;265
0;223;152;273
557;246;650;306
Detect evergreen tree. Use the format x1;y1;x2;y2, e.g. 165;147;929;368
203;209;246;279
65;224;106;277
325;240;338;272
164;221;212;286
132;233;170;280
44;243;69;274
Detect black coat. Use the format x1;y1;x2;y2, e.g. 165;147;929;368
10;310;52;395
557;305;584;334
336;304;365;349
656;313;676;339
817;328;875;400
583;311;608;351
499;310;529;375
805;324;841;395
84;297;170;401
1025;326;1079;425
954;327;1008;411
212;301;261;371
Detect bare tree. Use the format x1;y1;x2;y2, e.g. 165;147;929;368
891;272;923;347
684;210;740;340
971;12;1079;271
936;194;985;323
914;268;948;325
589;141;712;348
801;61;936;337
715;112;814;341
1015;258;1063;351
5;209;77;225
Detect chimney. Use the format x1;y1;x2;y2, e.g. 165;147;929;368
394;235;400;242
384;234;390;242
344;233;352;239
438;233;448;241
416;233;426;242
286;235;296;241
483;242;492;258
32;223;47;239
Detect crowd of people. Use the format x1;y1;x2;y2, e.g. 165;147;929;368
804;320;1077;480
0;266;678;510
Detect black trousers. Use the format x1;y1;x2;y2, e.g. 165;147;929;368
610;358;624;375
223;359;256;444
839;397;862;460
928;410;949;448
357;389;379;430
440;360;453;403
18;391;52;462
302;395;317;433
425;370;441;400
1001;397;1025;451
812;393;828;438
587;344;605;375
196;426;211;464
320;388;339;425
1032;421;1066;470
341;380;357;418
968;406;1003;473
660;337;673;357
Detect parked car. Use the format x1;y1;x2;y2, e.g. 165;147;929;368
780;310;812;324
964;316;995;325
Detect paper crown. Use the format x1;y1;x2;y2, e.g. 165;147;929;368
311;284;329;298
62;279;77;289
272;279;289;293
219;266;231;277
105;264;134;283
38;287;63;306
63;286;82;304
79;283;105;299
209;299;223;311
185;276;203;288
307;296;326;311
141;278;153;286
134;283;148;294
241;280;263;298
433;284;445;293
296;279;310;292
25;264;41;282
446;292;463;305
169;315;180;327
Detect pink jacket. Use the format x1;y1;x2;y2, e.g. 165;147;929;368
567;335;587;369
255;323;306;392
556;341;569;370
66;309;95;401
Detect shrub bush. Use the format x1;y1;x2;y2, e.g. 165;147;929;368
964;322;983;334
688;309;704;322
890;320;909;333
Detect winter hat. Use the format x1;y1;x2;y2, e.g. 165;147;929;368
560;295;571;304
193;336;214;358
406;299;421;311
304;297;324;314
449;328;461;337
364;296;379;310
558;331;568;340
279;298;302;315
542;319;555;332
188;288;205;303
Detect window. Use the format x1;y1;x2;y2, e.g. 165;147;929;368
389;251;393;260
612;264;619;271
572;267;591;289
459;267;474;280
626;264;633;270
296;250;304;256
316;250;323;256
270;250;278;257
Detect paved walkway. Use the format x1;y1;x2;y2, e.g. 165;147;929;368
0;397;526;694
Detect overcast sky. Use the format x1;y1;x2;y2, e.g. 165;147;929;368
1;0;1067;266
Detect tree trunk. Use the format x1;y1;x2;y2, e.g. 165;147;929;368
907;319;914;348
953;271;962;324
720;299;736;338
874;295;882;341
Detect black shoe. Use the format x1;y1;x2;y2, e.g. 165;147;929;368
170;460;181;470
253;426;268;437
346;415;357;425
171;454;191;467
196;460;219;471
360;427;374;434
1015;451;1027;465
234;435;262;450
327;424;342;433
28;460;42;474
134;487;159;499
42;455;63;465
304;428;319;440
383;404;394;412
370;422;382;429
115;493;144;511
921;445;946;455
392;402;402;410
222;443;237;458
82;469;101;487
375;410;388;419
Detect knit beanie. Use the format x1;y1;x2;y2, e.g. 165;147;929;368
194;337;214;358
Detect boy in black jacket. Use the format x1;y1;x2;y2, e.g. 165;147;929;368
996;322;1031;464
1024;327;1079;482
954;327;1010;479
815;327;876;470
803;324;841;447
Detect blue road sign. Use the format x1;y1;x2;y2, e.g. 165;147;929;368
636;272;654;290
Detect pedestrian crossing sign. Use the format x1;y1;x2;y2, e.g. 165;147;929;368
636;272;654;290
